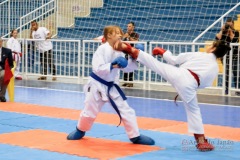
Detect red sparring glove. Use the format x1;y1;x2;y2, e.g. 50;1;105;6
101;37;106;43
114;41;139;59
19;53;23;57
152;47;166;56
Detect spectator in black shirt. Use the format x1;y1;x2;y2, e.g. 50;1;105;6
0;38;14;102
122;22;139;87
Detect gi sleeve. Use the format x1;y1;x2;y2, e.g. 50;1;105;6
163;50;193;66
121;58;138;72
92;47;112;76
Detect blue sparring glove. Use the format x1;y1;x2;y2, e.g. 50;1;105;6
135;43;144;51
111;56;128;69
67;127;85;140
130;134;155;145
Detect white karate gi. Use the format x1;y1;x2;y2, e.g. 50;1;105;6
77;42;139;138
136;50;218;134
7;37;22;78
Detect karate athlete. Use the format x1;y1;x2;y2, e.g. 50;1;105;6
114;40;231;151
7;29;22;80
67;25;155;145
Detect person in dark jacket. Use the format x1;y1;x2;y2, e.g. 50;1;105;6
0;38;14;102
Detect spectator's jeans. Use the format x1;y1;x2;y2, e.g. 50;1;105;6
123;72;133;82
123;53;133;82
40;50;56;75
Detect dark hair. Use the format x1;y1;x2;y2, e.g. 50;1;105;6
10;29;17;37
212;40;231;58
226;17;234;23
129;21;135;26
31;20;37;24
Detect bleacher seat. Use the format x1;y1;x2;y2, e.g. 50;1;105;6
57;0;238;42
90;6;232;18
58;27;220;42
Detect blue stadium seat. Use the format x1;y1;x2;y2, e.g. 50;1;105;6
57;28;103;40
74;17;220;30
90;6;232;18
57;27;219;42
103;0;239;7
57;0;238;42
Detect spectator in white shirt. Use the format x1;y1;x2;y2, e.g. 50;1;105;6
30;20;56;81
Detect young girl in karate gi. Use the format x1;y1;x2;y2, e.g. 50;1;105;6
114;40;230;151
67;25;154;145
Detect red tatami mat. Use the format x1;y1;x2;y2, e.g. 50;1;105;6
0;129;160;159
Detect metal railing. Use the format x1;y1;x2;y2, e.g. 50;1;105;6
1;0;51;37
1;38;240;96
193;2;240;42
228;43;240;96
19;0;56;38
0;0;10;35
24;39;81;82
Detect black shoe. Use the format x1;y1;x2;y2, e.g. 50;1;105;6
126;83;133;87
0;97;6;102
130;134;155;145
235;91;240;96
37;76;47;80
67;127;85;140
225;90;228;95
122;83;128;86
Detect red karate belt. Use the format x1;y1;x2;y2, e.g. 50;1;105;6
188;69;200;86
174;69;200;104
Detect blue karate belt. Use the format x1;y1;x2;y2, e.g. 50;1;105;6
90;72;127;126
